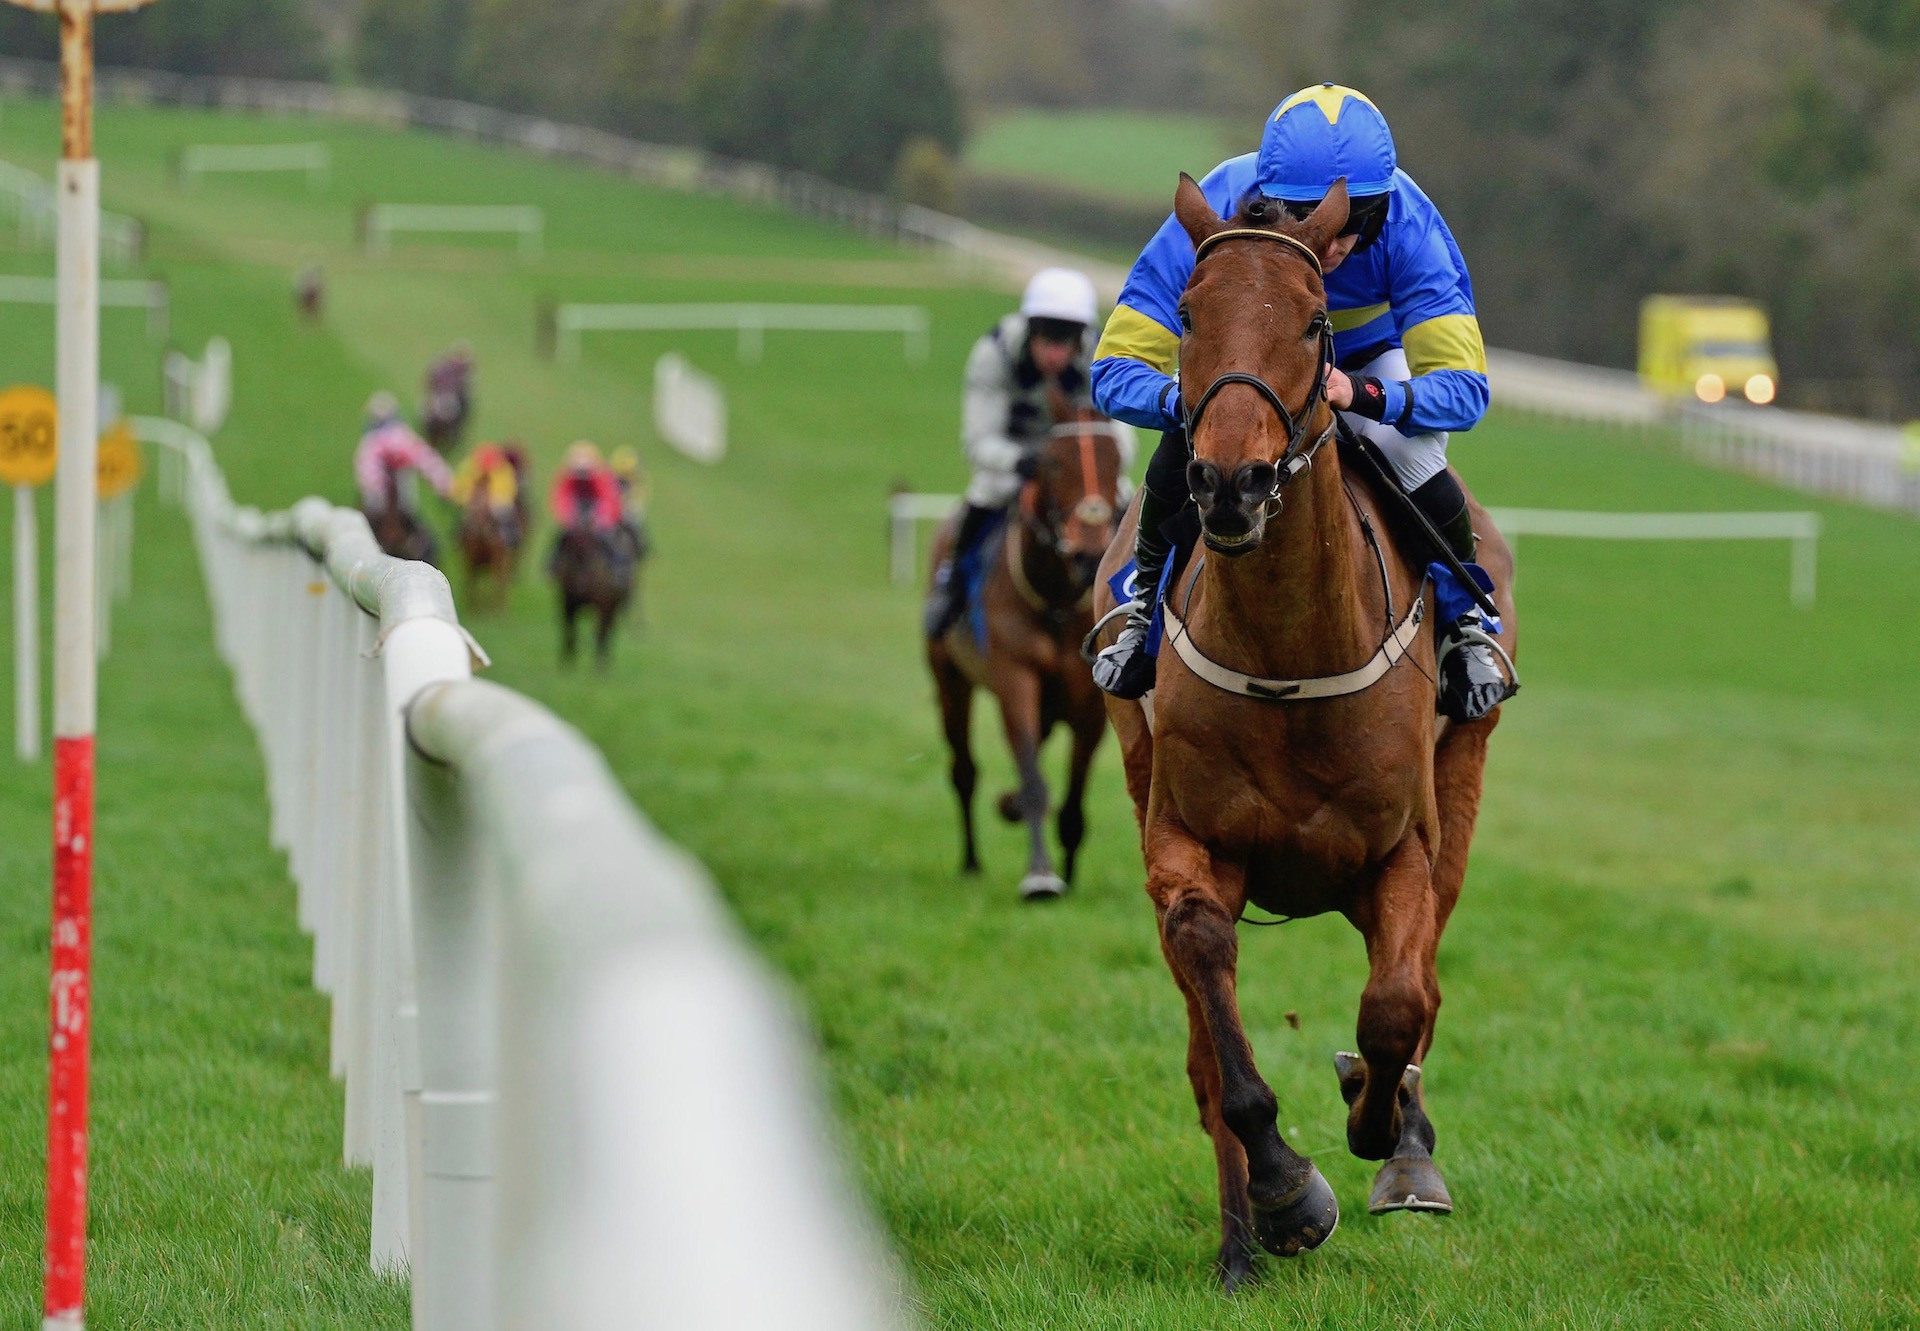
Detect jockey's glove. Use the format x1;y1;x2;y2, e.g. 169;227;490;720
1346;375;1391;422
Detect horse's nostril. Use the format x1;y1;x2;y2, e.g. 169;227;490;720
1236;462;1277;501
1187;459;1223;503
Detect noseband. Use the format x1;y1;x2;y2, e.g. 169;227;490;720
1181;227;1338;499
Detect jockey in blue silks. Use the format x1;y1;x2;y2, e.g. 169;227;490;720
1088;83;1516;722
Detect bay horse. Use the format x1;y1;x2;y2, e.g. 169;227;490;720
926;404;1125;899
457;489;524;613
1088;177;1517;1288
551;525;635;669
365;501;437;566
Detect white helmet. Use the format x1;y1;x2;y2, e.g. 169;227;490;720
1021;267;1099;329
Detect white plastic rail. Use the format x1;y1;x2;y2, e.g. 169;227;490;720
555;302;930;365
144;423;902;1331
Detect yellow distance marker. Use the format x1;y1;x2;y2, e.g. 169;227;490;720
95;417;141;500
0;384;59;489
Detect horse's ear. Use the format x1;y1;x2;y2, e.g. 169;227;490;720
1174;172;1223;249
1296;178;1352;263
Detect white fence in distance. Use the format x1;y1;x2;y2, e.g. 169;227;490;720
0;273;168;337
141;422;902;1331
553;301;930;365
653;353;727;464
177;140;330;187
162;335;233;436
363;203;545;258
885;491;1821;605
0;157;145;263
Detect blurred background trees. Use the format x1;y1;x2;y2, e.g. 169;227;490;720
1;0;1913;413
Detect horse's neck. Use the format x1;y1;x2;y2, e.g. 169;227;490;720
1007;520;1078;612
1193;451;1380;675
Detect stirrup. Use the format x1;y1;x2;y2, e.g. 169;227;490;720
1436;621;1519;720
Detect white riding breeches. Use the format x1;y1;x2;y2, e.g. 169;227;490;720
1338;347;1450;490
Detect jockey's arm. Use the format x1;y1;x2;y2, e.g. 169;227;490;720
961;333;1026;475
406;433;455;496
1361;210;1490;435
1091;206;1196;432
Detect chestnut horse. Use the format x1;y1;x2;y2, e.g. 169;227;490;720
1089;177;1517;1288
927;406;1125;899
456;489;524;612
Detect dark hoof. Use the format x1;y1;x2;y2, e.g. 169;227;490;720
1368;1152;1453;1215
1251;1165;1338;1257
1333;1050;1365;1106
1019;872;1067;901
996;791;1023;823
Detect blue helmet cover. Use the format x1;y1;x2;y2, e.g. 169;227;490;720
1257;83;1397;201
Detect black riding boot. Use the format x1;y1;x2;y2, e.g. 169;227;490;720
923;502;1001;638
1091;432;1186;698
1409;471;1518;721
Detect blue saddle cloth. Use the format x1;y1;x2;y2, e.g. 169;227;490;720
1105;552;1180;657
954;509;1008;650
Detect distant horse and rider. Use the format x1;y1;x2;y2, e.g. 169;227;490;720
421;343;475;455
354;390;450;564
451;440;531;611
547;441;649;669
922;268;1125;899
1080;85;1520;1289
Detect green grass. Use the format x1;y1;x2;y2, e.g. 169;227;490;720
965;109;1237;206
4;96;1919;1328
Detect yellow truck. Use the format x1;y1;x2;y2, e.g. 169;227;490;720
1638;295;1778;405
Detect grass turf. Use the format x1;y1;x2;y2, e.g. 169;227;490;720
2;96;1917;1328
965;109;1237;206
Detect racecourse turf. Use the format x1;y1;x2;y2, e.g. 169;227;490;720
1;98;1917;1329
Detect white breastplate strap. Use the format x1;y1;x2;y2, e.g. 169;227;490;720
1162;596;1424;701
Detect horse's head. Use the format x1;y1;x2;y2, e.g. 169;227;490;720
1173;173;1349;556
1023;403;1124;588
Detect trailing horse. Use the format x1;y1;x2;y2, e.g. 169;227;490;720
457;490;524;613
926;406;1124;899
1088;177;1517;1288
365;502;437;566
551;525;636;669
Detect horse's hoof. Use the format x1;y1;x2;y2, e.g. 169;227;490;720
996;791;1023;823
1333;1050;1365;1106
1367;1152;1453;1215
1251;1165;1338;1257
1019;872;1067;901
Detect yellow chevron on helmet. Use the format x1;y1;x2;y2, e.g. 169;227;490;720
1274;83;1379;125
1260;82;1397;202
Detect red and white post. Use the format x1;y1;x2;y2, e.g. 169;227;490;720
45;2;101;1325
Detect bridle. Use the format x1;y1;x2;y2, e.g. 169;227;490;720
1180;227;1338;502
1011;419;1117;612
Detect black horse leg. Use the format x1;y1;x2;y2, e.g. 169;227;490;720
560;598;578;666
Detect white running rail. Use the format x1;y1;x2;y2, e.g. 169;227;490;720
177;141;330;187
0;273;168;337
141;423;903;1331
1487;507;1820;607
652;353;727;464
554;302;930;365
363;203;544;258
0;158;144;263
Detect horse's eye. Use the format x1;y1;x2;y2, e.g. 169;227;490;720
1178;304;1193;334
1305;313;1327;340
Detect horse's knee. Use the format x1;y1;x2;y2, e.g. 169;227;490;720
1359;973;1428;1066
1161;892;1237;976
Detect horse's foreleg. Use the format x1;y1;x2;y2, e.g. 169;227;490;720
993;666;1062;900
559;599;578;666
1163;943;1258;1290
931;650;981;874
1056;710;1103;885
1343;836;1440;1169
595;605;616;671
1151;822;1337;1259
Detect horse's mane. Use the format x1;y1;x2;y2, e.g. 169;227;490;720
1230;193;1310;237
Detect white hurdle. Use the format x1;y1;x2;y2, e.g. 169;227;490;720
141;423;902;1331
1488;507;1821;607
554;302;929;365
652;353;727;464
178;141;330;188
886;493;1822;605
0;273;168;337
364;204;545;258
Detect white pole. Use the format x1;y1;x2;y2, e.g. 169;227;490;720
14;485;39;760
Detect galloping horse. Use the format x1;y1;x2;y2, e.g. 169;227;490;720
551;526;635;669
926;403;1125;899
1089;177;1517;1288
457;489;524;612
365;502;437;566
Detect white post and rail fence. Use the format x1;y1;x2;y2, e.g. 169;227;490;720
145;422;902;1331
